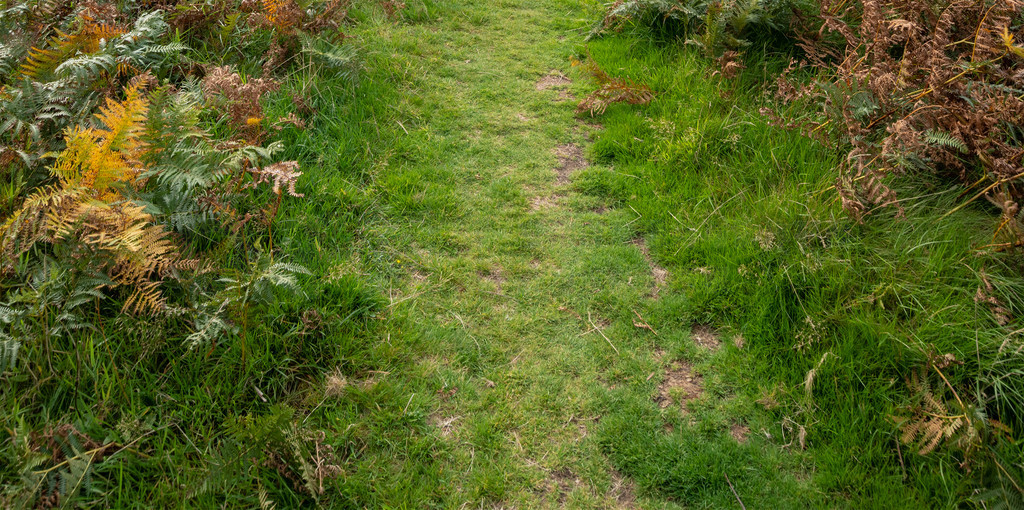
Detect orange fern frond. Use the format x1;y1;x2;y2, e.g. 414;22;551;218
263;0;284;20
259;0;304;32
95;84;149;152
572;56;653;116
74;201;178;315
54;85;149;195
0;185;85;273
19;23;125;79
122;280;167;315
891;368;981;457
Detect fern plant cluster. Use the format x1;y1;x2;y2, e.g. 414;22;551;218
774;0;1024;241
0;0;320;337
0;1;375;506
589;0;799;57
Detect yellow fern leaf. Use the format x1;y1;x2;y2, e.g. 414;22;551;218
53;85;149;196
2;83;186;315
19;23;126;79
96;84;149;151
0;186;84;271
122;280;167;315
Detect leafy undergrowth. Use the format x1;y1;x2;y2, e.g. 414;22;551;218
0;0;451;507
575;36;1024;506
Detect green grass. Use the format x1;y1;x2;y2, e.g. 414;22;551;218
571;35;1024;507
3;0;1023;508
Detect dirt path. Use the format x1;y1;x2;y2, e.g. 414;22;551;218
360;2;719;507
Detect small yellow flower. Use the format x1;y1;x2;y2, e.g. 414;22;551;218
246;117;263;126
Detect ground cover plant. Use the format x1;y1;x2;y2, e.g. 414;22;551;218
583;0;1024;505
0;0;440;506
2;0;1022;507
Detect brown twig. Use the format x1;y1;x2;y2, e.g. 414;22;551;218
725;472;746;510
588;311;619;355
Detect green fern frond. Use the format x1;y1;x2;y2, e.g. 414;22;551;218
925;129;969;154
53;53;116;81
299;33;359;80
0;337;20;372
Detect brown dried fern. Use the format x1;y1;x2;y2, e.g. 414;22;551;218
0;85;189;314
892;367;981;457
787;0;1024;228
572;56;654;116
202;66;280;142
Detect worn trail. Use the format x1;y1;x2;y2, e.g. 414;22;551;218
364;1;719;507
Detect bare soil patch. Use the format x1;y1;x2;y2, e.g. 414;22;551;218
429;414;460;438
609;469;637;508
553;143;587;183
535;72;571;91
530;194;562;211
730;423;750;443
550;467;580;503
691;324;721;350
632;238;669;298
480;266;505;293
656;360;703;413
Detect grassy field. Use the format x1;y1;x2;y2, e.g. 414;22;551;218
2;0;1023;508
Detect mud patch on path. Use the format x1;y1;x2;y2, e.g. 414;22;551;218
536;71;574;102
553;143;587;183
632;238;669;298
656;360;703;413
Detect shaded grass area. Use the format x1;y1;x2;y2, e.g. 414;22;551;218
575;36;1024;506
